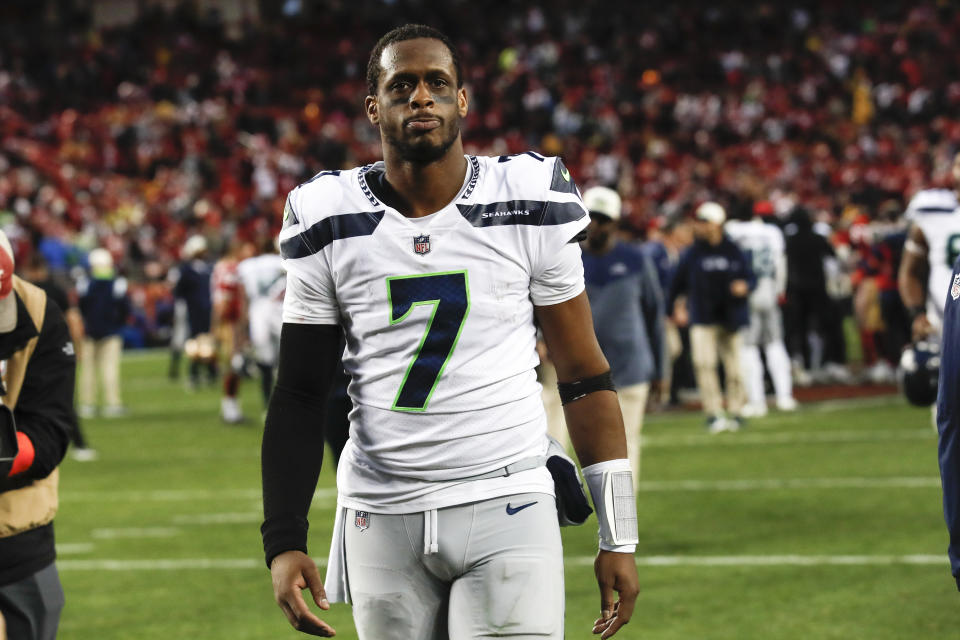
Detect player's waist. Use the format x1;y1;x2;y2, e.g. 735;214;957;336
336;441;555;514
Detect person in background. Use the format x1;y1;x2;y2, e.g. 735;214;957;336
76;249;130;418
211;239;249;424
21;253;96;460
580;186;664;484
669;202;753;433
236;239;285;412
900;150;960;344
643;215;695;406
783;206;836;385
0;230;78;640
171;235;216;389
725;201;797;416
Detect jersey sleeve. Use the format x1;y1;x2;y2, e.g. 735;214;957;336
530;157;590;306
279;190;340;325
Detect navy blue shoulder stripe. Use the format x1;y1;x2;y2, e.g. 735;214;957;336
457;200;585;228
914;206;957;214
281;211;385;259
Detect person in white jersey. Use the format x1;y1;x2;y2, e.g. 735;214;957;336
899;150;960;343
725;201;797;416
237;240;285;410
260;24;639;640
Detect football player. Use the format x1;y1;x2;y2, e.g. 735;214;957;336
237;238;285;410
261;24;639;639
725;202;797;416
211;239;249;423
898;150;960;342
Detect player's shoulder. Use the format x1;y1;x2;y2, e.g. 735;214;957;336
906;188;958;217
475;152;579;198
286;166;373;225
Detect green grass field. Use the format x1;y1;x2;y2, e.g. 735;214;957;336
54;352;958;639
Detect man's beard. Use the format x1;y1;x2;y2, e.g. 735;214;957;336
386;122;461;164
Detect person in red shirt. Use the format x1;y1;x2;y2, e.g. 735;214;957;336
211;240;253;424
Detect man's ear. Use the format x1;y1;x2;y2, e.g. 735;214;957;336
365;95;379;125
458;87;468;118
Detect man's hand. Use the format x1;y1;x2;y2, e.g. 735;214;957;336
912;312;934;342
730;279;749;298
592;550;639;638
270;550;336;636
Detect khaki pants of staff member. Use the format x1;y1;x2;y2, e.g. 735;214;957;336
542;361;649;488
80;335;123;410
661;320;683;403
690;324;746;418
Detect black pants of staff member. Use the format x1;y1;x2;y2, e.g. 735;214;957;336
0;563;64;640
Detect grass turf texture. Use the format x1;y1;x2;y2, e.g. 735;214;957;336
55;352;956;639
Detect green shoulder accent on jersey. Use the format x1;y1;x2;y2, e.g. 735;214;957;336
549;158;579;195
282;196;298;229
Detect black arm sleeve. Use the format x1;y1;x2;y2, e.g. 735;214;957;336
261;322;342;568
0;300;74;492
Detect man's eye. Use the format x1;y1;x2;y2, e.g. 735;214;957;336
391;82;411;91
432;79;448;88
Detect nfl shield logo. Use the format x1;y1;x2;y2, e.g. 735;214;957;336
413;234;431;256
355;511;370;531
952;274;960;301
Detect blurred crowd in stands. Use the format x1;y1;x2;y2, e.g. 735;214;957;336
0;0;957;382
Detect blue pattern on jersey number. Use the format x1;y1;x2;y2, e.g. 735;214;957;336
387;271;470;411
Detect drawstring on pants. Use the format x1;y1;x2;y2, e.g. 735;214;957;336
423;509;439;555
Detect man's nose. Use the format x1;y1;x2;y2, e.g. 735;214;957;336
410;80;434;108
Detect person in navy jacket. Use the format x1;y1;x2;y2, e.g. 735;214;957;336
937;255;960;590
669;202;754;433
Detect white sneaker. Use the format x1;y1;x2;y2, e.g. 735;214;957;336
707;415;731;434
78;405;96;419
740;403;768;418
221;397;245;424
101;406;129;418
864;361;895;385
824;363;853;384
792;367;813;387
776;397;798;412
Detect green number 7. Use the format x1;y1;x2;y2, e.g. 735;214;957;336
386;271;470;411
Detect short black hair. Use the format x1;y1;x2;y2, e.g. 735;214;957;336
366;24;463;96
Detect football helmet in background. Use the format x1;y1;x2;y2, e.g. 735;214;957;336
899;339;941;406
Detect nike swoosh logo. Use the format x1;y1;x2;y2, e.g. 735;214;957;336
506;501;538;515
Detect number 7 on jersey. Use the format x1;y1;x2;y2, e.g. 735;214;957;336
387;271;470;411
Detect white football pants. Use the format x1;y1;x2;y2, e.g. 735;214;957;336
342;493;563;639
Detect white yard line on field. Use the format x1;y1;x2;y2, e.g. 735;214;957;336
91;527;181;539
56;543;95;555
60;488;337;502
172;512;263;524
57;554;948;572
636;476;940;492
643;428;933;447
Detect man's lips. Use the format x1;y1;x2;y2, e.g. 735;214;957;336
405;118;441;131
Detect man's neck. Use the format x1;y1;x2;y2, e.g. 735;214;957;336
382;142;468;218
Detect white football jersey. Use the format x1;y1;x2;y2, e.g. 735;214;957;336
237;253;286;304
905;188;960;327
725;219;785;310
280;153;589;513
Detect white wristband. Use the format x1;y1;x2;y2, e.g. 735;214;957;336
582;459;638;553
